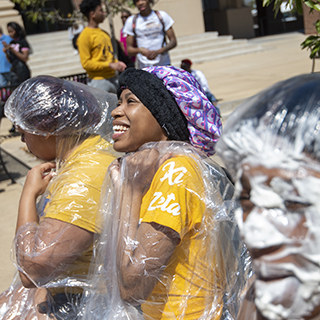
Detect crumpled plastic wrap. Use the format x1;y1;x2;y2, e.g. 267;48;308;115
5;75;113;137
81;141;251;320
1;76;119;319
216;73;320;320
216;73;320;178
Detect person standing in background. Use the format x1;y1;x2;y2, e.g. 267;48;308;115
123;0;177;69
181;59;221;116
2;22;31;133
119;9;135;68
2;22;31;85
68;21;84;54
77;0;126;93
0;27;12;87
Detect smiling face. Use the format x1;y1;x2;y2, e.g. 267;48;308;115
134;0;152;16
111;89;168;153
18;127;57;161
7;25;16;39
236;161;320;319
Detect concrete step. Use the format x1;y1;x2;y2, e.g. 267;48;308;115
27;30;71;44
171;43;262;66
31;65;85;78
177;31;219;42
29;54;82;69
26;30;263;78
170;39;250;57
172;35;234;52
172;47;263;66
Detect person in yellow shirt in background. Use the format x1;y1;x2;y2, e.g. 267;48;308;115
77;0;126;93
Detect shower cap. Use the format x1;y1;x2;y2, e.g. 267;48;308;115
4;75;116;137
216;73;320;177
118;66;222;156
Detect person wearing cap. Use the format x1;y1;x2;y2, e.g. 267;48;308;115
82;66;249;320
77;0;126;93
0;75;117;319
181;59;220;115
216;73;320;320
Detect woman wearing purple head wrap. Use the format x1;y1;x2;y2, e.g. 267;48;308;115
82;66;249;320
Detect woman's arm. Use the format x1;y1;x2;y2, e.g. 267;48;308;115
146;27;177;61
126;35;150;58
16;162;94;288
3;42;29;63
117;185;178;304
112;150;177;304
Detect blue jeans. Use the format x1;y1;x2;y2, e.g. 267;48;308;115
87;76;118;93
206;92;220;116
0;72;11;86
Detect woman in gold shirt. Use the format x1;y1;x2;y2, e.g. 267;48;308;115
0;75;117;319
83;66;249;320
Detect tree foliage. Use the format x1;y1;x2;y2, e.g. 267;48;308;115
301;20;320;58
263;0;320;59
11;0;134;24
262;0;320;17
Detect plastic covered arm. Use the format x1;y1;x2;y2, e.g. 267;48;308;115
0;272;50;319
118;221;177;303
14;161;96;288
15;218;94;288
111;149;177;304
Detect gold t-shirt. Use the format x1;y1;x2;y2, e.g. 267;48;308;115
140;156;224;320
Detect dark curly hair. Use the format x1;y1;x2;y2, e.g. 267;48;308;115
7;22;26;40
80;0;102;19
133;0;154;5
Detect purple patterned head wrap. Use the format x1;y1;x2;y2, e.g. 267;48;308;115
145;66;221;155
118;66;222;155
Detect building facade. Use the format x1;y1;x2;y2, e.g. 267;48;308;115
0;0;318;42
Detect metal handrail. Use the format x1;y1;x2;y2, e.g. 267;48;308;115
0;73;88;102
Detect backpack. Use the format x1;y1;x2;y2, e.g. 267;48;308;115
132;10;167;47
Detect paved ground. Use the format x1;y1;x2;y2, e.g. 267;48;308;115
0;30;315;293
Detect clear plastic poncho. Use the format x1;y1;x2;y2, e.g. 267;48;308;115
81;141;251;320
216;73;320;320
0;75;119;320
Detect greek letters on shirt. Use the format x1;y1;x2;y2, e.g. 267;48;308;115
147;161;188;216
143;22;163;40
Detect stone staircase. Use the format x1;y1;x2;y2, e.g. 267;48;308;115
27;30;263;78
27;31;85;78
170;31;263;66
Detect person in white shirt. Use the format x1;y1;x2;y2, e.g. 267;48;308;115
123;0;177;69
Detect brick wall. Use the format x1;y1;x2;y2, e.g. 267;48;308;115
303;4;320;34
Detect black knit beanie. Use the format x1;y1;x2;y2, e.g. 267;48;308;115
117;68;190;141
